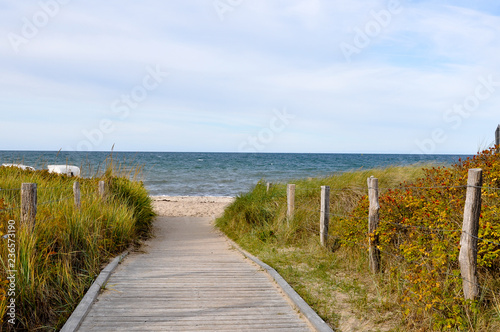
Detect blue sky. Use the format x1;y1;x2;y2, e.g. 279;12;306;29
1;0;499;154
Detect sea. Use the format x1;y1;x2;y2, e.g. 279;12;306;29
0;151;470;197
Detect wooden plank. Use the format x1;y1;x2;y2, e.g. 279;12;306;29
76;217;314;331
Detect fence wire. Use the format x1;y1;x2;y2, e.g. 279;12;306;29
462;230;500;247
38;195;74;207
381;220;461;233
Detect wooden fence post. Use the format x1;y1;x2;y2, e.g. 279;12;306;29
459;168;482;300
287;184;295;220
496;125;499;152
21;183;37;228
98;181;107;200
266;182;272;193
73;181;81;209
368;176;380;273
320;186;330;247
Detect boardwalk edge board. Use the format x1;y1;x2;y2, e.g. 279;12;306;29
222;235;334;332
60;251;129;332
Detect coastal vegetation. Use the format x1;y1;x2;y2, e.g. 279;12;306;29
216;147;500;331
0;163;154;331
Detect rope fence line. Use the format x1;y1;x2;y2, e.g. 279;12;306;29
266;167;496;302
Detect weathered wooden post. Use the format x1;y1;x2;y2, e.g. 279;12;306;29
368;176;380;273
98;180;107;200
21;183;37;227
320;186;330;247
459;168;482;300
266;182;272;193
287;184;295;220
73;181;81;209
496;125;499;152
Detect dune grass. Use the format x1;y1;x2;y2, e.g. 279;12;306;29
216;151;500;331
216;165;427;330
0;163;155;331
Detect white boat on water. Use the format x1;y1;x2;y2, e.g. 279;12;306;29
1;163;35;171
47;165;81;177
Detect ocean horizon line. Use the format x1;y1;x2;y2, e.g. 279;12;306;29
0;149;473;156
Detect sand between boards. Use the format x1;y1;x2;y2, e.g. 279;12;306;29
151;195;235;218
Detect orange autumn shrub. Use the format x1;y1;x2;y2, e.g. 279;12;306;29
340;147;500;330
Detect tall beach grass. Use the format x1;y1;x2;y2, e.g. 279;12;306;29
216;157;500;331
216;165;427;329
0;161;155;331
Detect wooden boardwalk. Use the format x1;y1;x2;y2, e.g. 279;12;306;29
77;216;314;331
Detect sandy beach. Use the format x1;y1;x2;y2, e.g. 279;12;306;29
151;196;235;218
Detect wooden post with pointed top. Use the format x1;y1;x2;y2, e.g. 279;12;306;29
459;168;482;300
368;176;380;273
320;186;330;247
267;182;272;193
